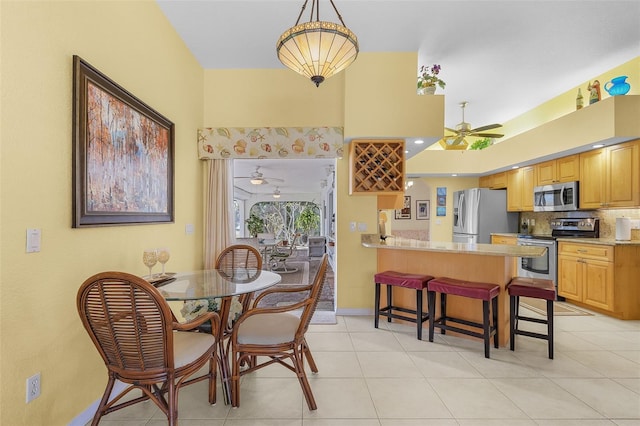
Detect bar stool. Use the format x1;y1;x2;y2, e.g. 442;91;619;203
427;277;499;358
374;271;434;340
507;277;556;359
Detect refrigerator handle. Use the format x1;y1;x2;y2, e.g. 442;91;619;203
459;192;465;229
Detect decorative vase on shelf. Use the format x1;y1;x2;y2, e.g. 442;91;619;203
418;86;437;95
604;76;630;96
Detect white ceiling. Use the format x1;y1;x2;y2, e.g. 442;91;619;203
156;0;640;192
234;158;336;195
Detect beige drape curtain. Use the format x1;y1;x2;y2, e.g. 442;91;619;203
203;159;235;268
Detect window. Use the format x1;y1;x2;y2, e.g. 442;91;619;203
235;201;320;242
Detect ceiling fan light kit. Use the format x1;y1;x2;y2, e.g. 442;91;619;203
236;166;284;186
440;101;504;150
276;0;359;87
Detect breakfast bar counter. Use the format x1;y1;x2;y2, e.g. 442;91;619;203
362;234;546;346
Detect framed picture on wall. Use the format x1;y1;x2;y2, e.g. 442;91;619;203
72;56;175;227
416;200;430;220
395;195;411;219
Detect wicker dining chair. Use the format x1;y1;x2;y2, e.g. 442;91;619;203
230;254;328;410
77;271;220;426
216;244;263;316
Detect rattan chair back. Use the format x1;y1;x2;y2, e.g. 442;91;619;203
216;244;262;272
77;271;218;425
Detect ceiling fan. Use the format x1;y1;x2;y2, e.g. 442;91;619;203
441;101;504;149
235;166;284;185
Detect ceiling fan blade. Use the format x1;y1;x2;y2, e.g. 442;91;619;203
471;132;504;138
452;135;465;145
444;127;459;134
470;123;502;133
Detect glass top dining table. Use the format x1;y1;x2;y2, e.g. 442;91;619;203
155;268;281;405
156;268;281;301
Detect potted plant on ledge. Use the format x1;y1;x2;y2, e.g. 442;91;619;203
417;64;446;95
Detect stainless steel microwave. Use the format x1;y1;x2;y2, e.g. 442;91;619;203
533;181;579;212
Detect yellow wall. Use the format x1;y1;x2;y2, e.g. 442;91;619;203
1;1;204;424
502;57;640;139
1;1;637;423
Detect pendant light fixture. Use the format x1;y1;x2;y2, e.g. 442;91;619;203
273;187;282;199
276;0;359;87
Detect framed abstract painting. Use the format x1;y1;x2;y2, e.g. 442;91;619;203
72;56;174;227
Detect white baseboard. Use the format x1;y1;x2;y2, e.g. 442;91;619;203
336;308;374;316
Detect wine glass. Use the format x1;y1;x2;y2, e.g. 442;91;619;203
143;249;158;277
157;247;170;276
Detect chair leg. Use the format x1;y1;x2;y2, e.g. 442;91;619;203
483;300;490;358
510;295;516;351
167;378;177;426
416;289;423;340
208;356;216;404
293;346;317;410
386;284;392;323
547;299;554;359
440;293;447;335
374;283;381;329
302;338;319;373
92;375;116;426
231;349;240;408
492;295;499;349
428;290;435;342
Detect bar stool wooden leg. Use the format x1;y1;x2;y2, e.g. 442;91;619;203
547;299;554;359
510;295;517;351
374;282;381;329
416;289;423;340
428;291;436;342
386;285;392;323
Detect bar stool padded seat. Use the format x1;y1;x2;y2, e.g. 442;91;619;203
507;277;556;359
427;277;499;358
374;271;434;340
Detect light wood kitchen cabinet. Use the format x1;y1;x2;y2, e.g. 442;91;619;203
535;155;580;186
558;242;640;319
506;166;534;212
479;172;507;189
490;235;517;245
349;139;405;195
558;242;614;312
580;139;640;209
491;234;518;272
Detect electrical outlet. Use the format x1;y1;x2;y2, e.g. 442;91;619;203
26;373;41;403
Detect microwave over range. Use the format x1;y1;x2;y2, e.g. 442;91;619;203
533;181;579;212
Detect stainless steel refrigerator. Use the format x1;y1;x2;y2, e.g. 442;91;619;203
452;188;518;243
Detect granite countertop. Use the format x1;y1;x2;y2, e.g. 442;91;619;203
361;234;546;257
490;233;640;246
557;237;640;246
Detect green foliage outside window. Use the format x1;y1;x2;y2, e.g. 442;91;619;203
248;201;320;243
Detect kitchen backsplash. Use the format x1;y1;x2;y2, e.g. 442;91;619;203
520;208;640;240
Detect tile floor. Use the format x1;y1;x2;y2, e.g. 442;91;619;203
94;307;640;426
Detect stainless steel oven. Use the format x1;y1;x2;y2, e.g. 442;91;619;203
516;236;557;286
516;218;599;298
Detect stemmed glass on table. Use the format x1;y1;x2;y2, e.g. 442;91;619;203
143;249;158;277
157;247;171;277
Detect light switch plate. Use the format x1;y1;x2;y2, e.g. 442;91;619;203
26;228;41;253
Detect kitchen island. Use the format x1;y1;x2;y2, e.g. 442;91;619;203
362;234;546;346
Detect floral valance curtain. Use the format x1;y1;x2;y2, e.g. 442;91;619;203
197;127;344;160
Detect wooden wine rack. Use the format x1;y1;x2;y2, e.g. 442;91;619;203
349;139;405;194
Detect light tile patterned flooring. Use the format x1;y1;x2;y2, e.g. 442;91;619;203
94;307;640;426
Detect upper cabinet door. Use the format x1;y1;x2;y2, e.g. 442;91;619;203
606;140;639;207
580;139;639;209
535;155;579;186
